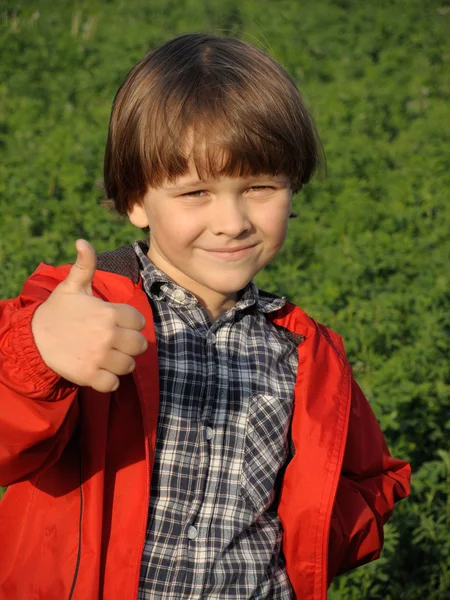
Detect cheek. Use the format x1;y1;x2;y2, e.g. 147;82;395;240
272;220;289;250
258;208;290;240
154;213;202;248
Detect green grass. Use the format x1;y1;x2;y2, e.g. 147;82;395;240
1;1;449;597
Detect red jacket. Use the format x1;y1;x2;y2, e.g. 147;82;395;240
0;245;410;600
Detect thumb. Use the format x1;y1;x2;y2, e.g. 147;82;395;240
63;239;97;294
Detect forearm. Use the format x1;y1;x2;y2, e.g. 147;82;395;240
327;375;411;582
0;297;79;485
328;457;410;582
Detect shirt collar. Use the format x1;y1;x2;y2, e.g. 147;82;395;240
133;240;286;315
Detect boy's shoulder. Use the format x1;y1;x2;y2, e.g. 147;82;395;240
257;289;347;362
95;243;142;284
21;243;141;300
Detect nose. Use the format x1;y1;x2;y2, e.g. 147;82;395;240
210;195;252;237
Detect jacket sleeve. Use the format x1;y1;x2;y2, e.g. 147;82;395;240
327;374;411;583
0;268;79;486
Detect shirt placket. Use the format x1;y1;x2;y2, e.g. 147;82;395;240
172;307;225;598
190;322;235;596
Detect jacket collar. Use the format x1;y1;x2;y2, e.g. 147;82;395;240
96;241;144;284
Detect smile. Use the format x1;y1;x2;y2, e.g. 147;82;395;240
203;244;257;261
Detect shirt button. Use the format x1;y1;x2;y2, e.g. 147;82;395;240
187;525;198;540
205;427;214;440
173;289;186;302
207;332;216;343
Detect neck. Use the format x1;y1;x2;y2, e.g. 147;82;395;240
194;291;239;323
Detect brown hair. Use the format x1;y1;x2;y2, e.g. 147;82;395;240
103;33;325;216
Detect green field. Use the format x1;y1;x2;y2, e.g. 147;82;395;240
1;1;449;598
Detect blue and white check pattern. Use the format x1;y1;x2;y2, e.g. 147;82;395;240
134;241;298;599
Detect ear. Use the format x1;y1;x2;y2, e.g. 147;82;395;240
127;200;150;229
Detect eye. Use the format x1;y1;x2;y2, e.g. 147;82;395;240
181;190;207;198
248;185;274;192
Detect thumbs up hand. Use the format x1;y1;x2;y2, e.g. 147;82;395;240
59;238;98;296
31;240;148;393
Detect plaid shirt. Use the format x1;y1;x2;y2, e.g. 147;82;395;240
134;241;298;599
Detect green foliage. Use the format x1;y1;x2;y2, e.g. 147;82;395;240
1;0;449;597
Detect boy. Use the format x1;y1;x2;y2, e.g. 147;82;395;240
0;33;410;599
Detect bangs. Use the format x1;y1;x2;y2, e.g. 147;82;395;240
104;34;325;215
143;101;302;187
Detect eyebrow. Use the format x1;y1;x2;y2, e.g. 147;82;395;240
163;179;204;190
163;174;285;191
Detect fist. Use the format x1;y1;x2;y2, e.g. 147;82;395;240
31;239;148;393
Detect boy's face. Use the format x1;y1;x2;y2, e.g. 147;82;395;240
128;160;293;316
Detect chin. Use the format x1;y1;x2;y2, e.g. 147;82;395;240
208;279;253;295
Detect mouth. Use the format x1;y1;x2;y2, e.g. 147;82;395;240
203;244;258;261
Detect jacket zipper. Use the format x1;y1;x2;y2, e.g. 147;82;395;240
131;373;151;599
318;365;352;599
68;426;83;600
